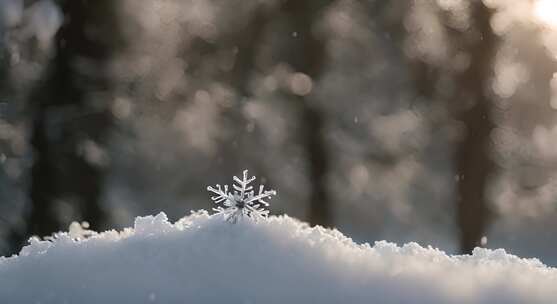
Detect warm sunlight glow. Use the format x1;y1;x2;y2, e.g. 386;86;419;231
535;0;557;29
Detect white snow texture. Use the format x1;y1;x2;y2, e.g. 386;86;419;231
1;211;556;304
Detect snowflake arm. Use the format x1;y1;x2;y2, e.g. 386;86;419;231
233;170;256;199
206;184;233;205
212;205;248;223
245;185;276;206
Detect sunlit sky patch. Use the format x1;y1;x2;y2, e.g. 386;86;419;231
534;0;557;29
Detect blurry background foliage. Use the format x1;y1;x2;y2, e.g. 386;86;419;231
1;0;557;264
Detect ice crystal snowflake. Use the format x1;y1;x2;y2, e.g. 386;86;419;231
207;170;277;223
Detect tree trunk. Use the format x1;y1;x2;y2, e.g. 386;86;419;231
404;2;497;254
454;3;497;254
282;0;333;227
10;0;120;252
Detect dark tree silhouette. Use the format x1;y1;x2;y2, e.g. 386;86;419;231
281;0;333;227
406;2;498;254
9;0;122;253
216;0;334;228
452;3;497;254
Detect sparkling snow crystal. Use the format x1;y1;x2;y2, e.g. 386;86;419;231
207;170;276;223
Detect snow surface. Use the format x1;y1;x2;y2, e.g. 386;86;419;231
1;211;556;304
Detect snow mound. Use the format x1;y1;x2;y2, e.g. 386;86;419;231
1;211;556;304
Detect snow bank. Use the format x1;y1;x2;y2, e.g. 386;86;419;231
1;211;556;304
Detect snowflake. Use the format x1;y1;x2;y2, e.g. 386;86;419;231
207;170;277;223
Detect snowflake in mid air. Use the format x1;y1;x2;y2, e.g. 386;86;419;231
207;170;277;223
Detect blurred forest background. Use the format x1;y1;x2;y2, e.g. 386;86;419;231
1;0;557;264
